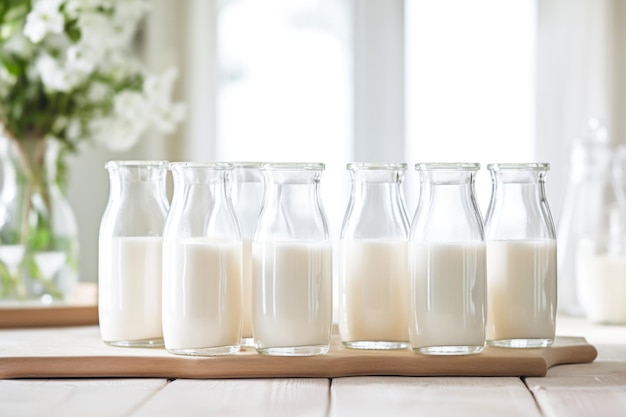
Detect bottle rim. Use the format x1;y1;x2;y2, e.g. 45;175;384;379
230;161;265;169
346;162;407;171
261;162;325;171
168;162;233;170
415;162;480;171
105;160;170;170
487;162;550;171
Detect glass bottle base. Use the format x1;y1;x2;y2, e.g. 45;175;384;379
343;340;410;350
487;338;553;349
104;338;164;348
256;344;330;356
167;345;240;356
413;345;484;355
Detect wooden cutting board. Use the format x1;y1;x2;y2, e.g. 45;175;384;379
0;326;597;379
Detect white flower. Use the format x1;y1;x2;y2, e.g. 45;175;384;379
90;116;144;152
36;53;70;92
78;12;116;50
64;0;103;18
86;81;110;103
114;90;149;123
89;90;150;151
64;45;99;83
3;33;35;58
144;68;186;132
24;0;65;43
144;68;178;106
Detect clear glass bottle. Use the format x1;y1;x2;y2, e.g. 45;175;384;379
98;160;169;347
339;162;410;349
484;163;557;348
162;162;242;356
231;162;264;346
557;119;612;316
252;162;332;356
409;163;486;355
576;146;626;324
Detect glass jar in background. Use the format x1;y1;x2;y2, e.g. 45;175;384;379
408;163;486;355
484;163;557;348
162;162;242;356
576;147;626;325
557;119;612;316
231;162;264;346
98;160;169;348
338;162;410;350
252;162;333;356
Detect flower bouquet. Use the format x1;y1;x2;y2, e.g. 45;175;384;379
0;0;184;302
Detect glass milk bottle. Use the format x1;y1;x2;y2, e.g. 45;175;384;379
557;119;612;316
576;147;626;324
484;163;557;348
162;163;242;356
231;162;264;346
339;163;410;349
252;163;333;356
409;163;486;355
98;161;169;347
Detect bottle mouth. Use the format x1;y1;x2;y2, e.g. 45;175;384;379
168;162;233;171
261;162;325;171
415;162;480;172
347;162;407;171
487;163;550;172
105;160;170;170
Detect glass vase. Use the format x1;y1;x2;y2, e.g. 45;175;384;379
0;134;79;304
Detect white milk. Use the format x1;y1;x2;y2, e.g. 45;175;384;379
241;239;253;340
409;241;486;353
98;236;163;345
486;240;557;345
577;248;626;324
162;239;242;353
252;240;332;353
338;239;409;347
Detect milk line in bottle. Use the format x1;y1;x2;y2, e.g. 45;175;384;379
162;162;242;356
98;160;169;347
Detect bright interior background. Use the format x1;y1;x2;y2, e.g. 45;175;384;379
67;0;626;292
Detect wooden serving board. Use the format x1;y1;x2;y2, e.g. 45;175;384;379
0;326;597;379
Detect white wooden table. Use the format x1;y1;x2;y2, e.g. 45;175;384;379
0;316;625;417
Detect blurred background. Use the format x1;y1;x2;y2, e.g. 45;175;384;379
66;0;626;299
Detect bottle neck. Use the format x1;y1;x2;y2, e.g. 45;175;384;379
485;167;555;240
257;168;328;241
342;169;409;239
413;168;483;242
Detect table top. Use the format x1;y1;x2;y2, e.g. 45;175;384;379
1;315;625;417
